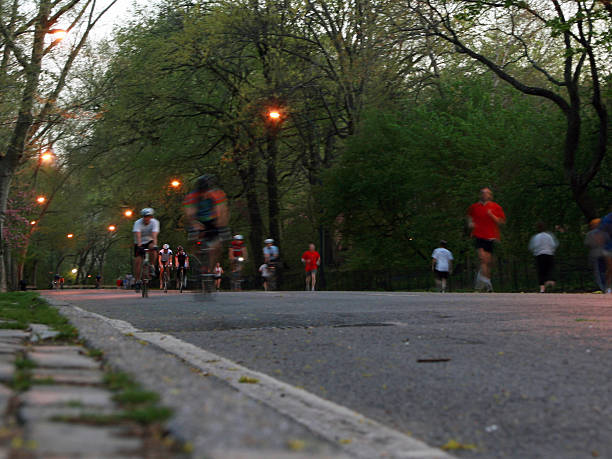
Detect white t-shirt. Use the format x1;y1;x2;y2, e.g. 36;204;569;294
432;248;453;272
259;264;271;278
132;218;160;244
528;232;559;256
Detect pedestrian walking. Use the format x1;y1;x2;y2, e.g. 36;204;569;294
431;240;453;292
301;243;321;291
584;218;607;292
528;222;559;293
467;187;506;292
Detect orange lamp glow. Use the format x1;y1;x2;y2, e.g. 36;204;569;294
268;110;281;120
67;233;74;238
36;196;46;204
108;225;116;232
41;151;54;162
30;220;37;226
171;180;181;188
124;210;133;217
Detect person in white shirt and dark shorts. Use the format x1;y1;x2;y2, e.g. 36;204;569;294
432;240;453;293
528;222;559;293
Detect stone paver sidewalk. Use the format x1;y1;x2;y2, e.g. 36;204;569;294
0;324;181;458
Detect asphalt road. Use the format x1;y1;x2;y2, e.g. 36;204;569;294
47;289;612;458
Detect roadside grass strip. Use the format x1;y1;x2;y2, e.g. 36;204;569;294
0;292;184;455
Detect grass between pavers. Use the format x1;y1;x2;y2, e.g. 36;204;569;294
0;292;173;426
0;292;77;339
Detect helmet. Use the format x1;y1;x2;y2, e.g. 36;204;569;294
264;238;274;244
162;244;169;249
196;174;215;191
177;245;183;251
141;208;154;217
234;234;244;240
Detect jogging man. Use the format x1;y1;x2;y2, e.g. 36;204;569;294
133;208;160;290
158;244;173;289
174;246;189;290
183;174;229;273
467;187;506;291
301;243;321;291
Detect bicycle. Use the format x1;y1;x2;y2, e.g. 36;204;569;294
161;264;170;293
177;266;187;293
139;249;156;298
190;242;215;300
231;257;244;291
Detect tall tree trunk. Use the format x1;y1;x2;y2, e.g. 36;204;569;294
266;132;280;246
236;159;265;269
0;1;50;292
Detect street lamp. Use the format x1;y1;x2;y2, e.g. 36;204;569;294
170;179;181;188
124;209;133;218
71;268;77;274
30;220;37;226
40;148;54;163
66;233;74;239
268;110;281;120
36;196;46;204
108;225;116;232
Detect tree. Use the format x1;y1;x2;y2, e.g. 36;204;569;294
399;0;610;219
0;0;118;291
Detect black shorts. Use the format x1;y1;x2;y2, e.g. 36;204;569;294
535;254;555;284
434;270;449;280
475;238;495;253
134;242;154;257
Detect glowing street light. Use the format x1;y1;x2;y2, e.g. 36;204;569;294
36;196;46;204
30;220;37;226
66;233;74;239
124;209;133;218
40;149;54;163
108;225;116;232
48;29;67;41
170;179;181;188
268;110;281;120
71;268;78;274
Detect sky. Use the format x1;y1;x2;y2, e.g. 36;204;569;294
91;0;148;41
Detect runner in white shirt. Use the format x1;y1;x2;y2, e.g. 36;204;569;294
528;223;559;293
432;240;453;293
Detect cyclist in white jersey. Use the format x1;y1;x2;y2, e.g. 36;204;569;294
158;244;174;289
133;208;160;289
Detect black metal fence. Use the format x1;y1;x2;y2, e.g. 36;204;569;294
272;255;599;293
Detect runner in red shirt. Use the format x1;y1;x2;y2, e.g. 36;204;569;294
301;243;321;291
467;187;506;291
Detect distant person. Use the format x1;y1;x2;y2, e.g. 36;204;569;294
213;262;224;291
59;276;65;289
259;263;272;291
19;279;27;291
95;274;101;288
584;218;607;292
597;212;612;294
133;207;160;291
528;222;559;293
467;187;506;292
301;243;321;291
431;240;453;293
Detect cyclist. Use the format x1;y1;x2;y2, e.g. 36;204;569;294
133;208;160;290
229;234;248;290
183;174;229;275
174;245;189;290
263;238;279;264
158;244;174;289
